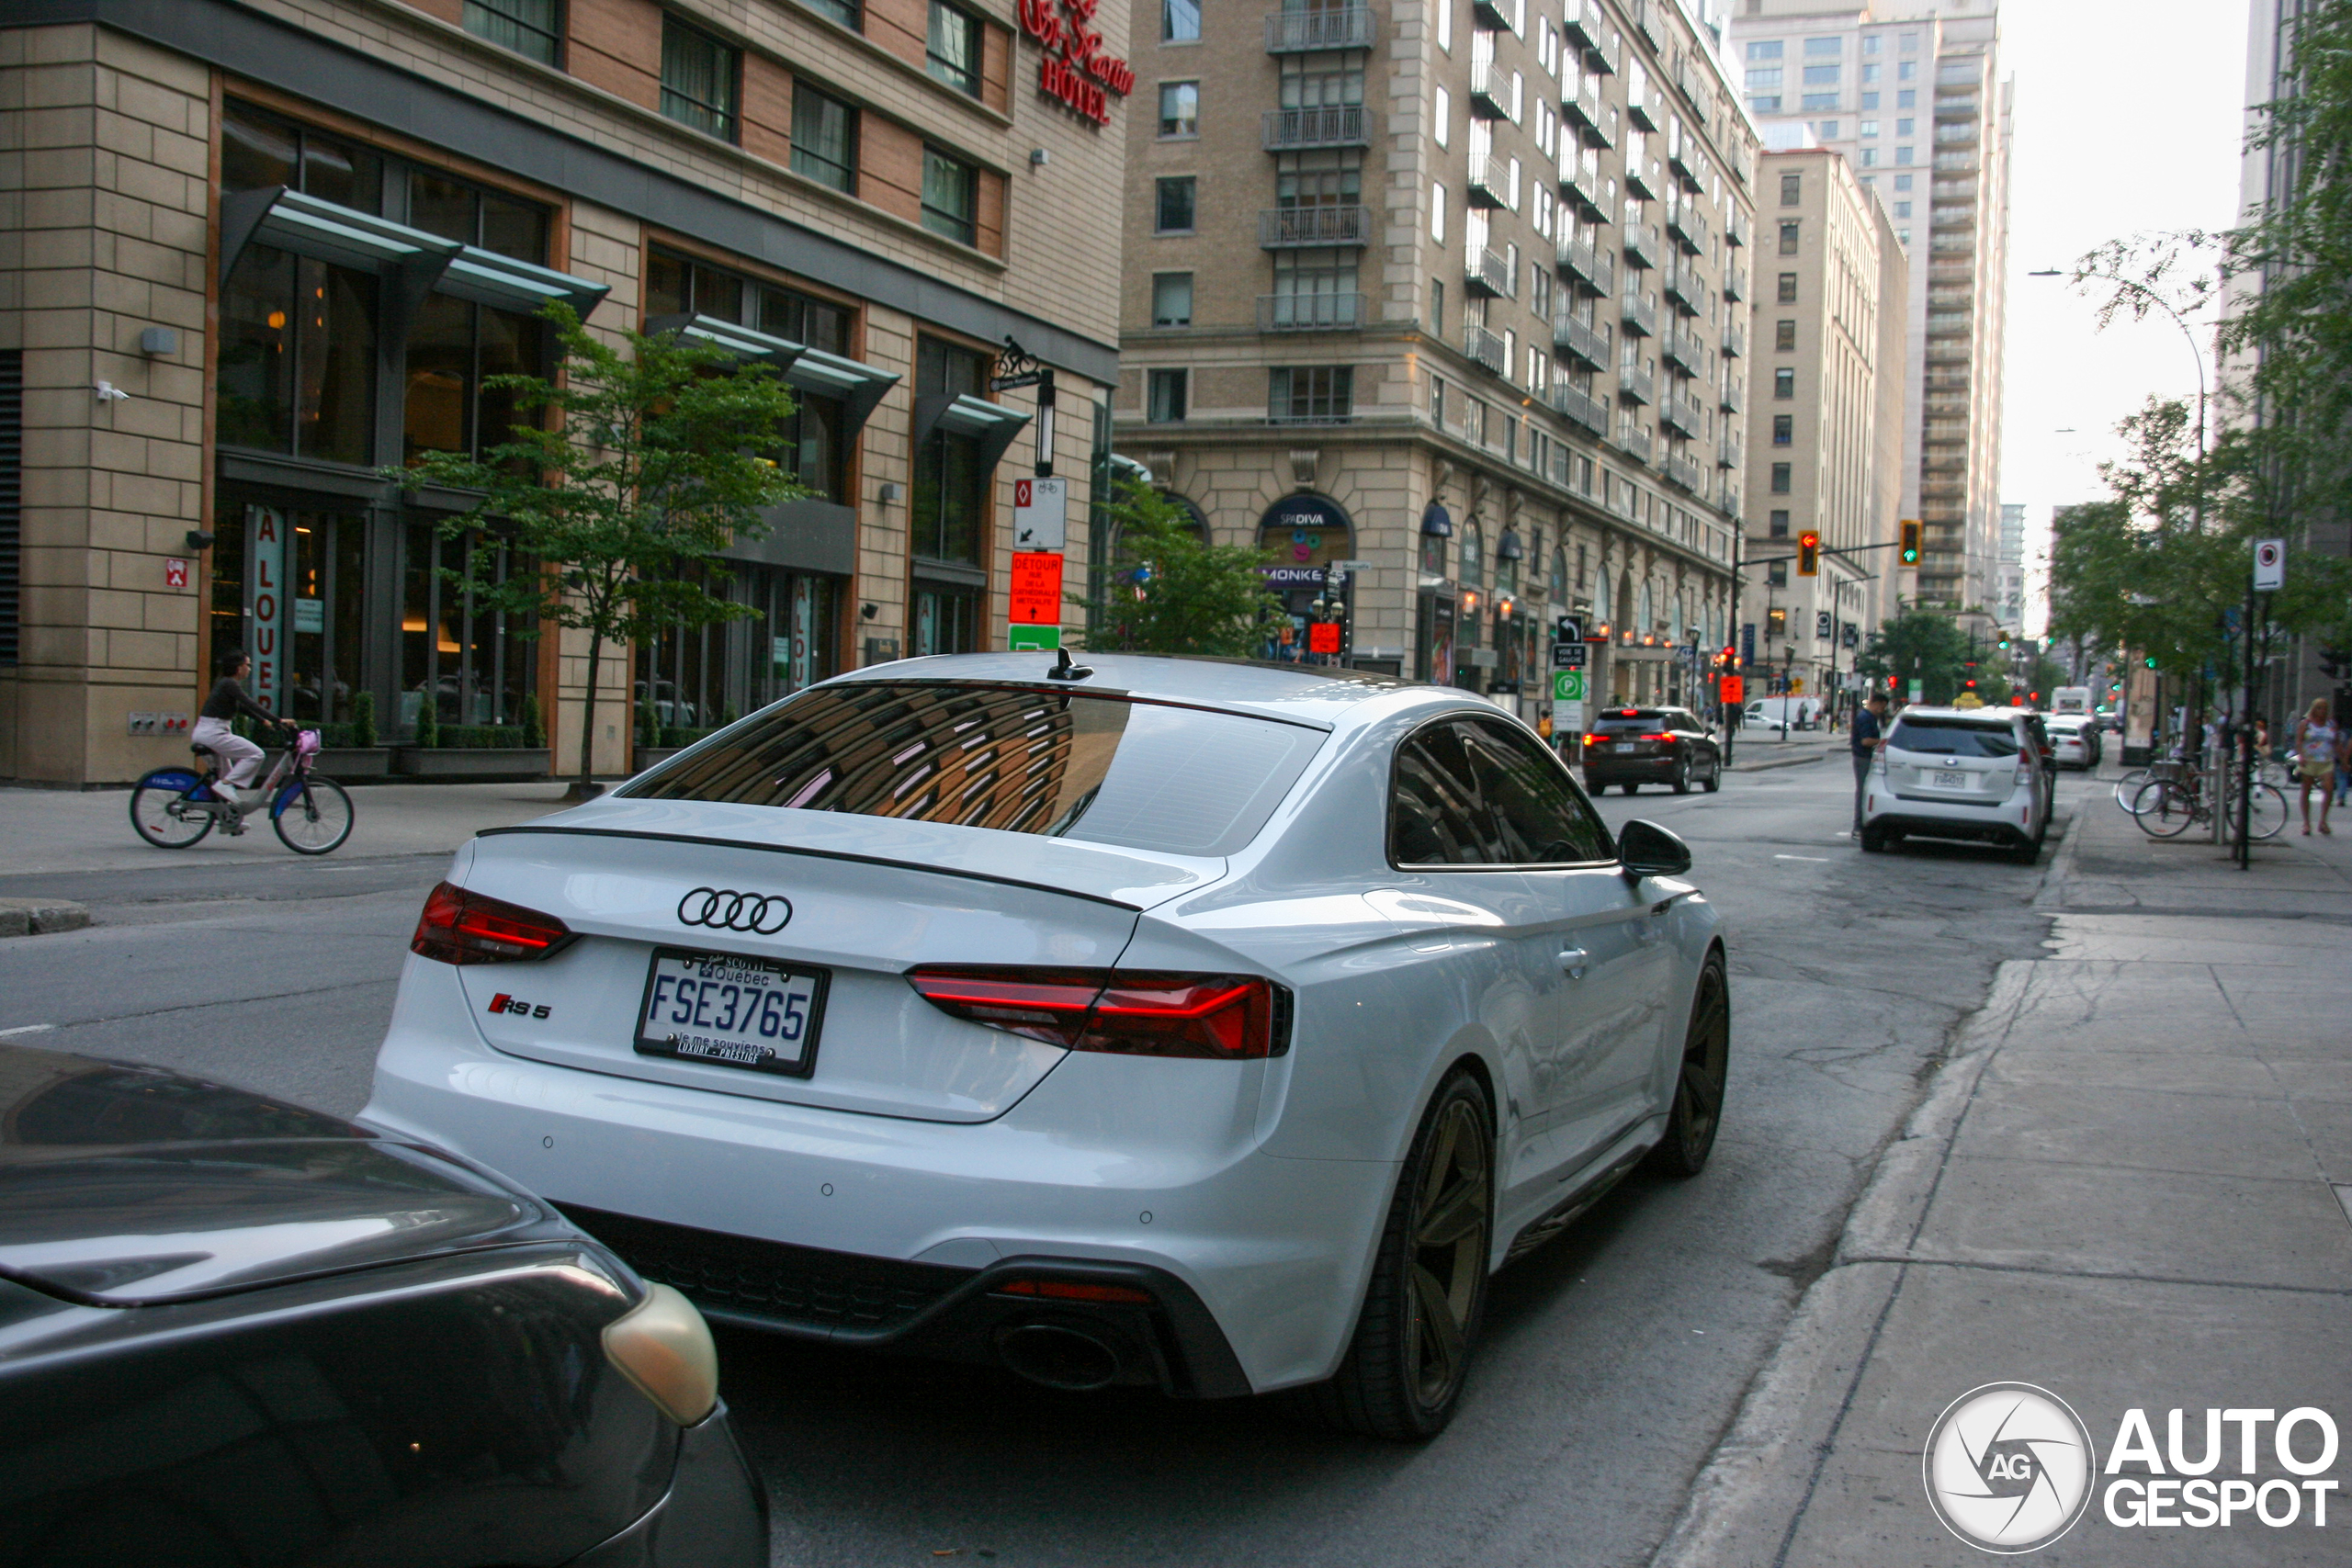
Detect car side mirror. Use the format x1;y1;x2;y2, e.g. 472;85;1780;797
1618;818;1691;879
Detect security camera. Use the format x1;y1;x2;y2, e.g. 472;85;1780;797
95;381;130;402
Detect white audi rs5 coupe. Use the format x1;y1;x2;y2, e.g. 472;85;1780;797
365;654;1728;1438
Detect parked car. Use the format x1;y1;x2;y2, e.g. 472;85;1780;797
1744;695;1823;731
1581;705;1724;794
0;1042;765;1568
1860;705;2052;862
2043;714;2098;770
366;654;1729;1441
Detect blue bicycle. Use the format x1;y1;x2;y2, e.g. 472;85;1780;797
128;729;355;854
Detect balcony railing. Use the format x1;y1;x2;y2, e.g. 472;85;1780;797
1937;96;1981;119
1931;204;1978;229
1622;288;1658;337
1617;423;1654;463
1935;122;1981;144
1723;265;1745;302
1556;234;1612;296
1468;62;1516;120
1264;6;1375;52
1934;152;1979;173
1673;56;1712;117
1630;0;1664;51
1657;394;1698;438
1724;210;1748;247
1718;480;1742;521
1717;434;1742;469
1554;310;1610;368
1472;0;1524;35
1258;205;1373;247
1550;381;1610;435
1720;376;1743;413
1626;153;1662;200
1564;73;1605;139
1262;105;1369;150
1566;0;1619;73
1623;221;1661;269
1560;149;1607;213
1722;321;1746;358
1617;364;1655;405
1662;262;1702;315
1464;322;1508;374
1660;323;1702;376
1664;451;1703;492
1627;85;1660;133
1665;201;1707;254
1466;153;1511;208
1466;244;1513;298
1258;292;1366;332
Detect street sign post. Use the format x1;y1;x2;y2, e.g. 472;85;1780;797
1552;670;1587;703
1555;615;1584;644
1720;674;1744;707
2254;538;2286;592
1552;639;1589;670
1012;477;1069;551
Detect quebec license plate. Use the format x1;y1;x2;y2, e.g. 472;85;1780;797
1614;742;1637;753
1934;770;1968;790
634;947;827;1077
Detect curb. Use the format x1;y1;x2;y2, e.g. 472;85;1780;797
1729;748;1838;774
0;898;92;938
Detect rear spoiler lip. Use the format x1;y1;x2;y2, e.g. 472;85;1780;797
472;824;1154;913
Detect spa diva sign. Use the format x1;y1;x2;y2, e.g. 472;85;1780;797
1018;0;1135;127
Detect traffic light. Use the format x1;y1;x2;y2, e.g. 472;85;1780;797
2144;655;2158;669
1900;521;1921;564
1797;531;1820;576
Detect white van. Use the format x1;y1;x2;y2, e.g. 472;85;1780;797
1745;695;1824;731
2051;686;2092;716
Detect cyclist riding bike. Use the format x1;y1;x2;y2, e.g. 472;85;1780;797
191;646;298;814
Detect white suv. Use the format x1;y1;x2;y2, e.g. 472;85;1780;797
1860;705;2050;863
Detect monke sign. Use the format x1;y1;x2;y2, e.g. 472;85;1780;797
1018;0;1134;126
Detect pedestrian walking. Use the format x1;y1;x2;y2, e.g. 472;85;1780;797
2293;697;2339;836
1850;691;1889;837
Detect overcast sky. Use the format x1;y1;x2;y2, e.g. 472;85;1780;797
1996;0;2253;633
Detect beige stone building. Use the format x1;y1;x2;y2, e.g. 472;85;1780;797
1;0;1129;785
1740;142;1903;708
1729;0;2012;619
1114;0;1757;725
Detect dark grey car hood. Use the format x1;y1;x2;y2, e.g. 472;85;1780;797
0;1043;566;1305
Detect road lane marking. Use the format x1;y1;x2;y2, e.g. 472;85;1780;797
0;1023;57;1037
1772;854;1829;862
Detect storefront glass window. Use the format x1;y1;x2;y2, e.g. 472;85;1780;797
913;337;989;567
401;521;539;739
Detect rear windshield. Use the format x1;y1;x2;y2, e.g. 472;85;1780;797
1886;717;2021;759
623;682;1327;857
1592;709;1671;731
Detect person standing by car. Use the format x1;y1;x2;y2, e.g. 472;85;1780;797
2293;697;2339;835
192;647;292;809
1850;691;1889;835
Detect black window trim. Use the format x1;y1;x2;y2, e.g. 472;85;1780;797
1385;709;1621;873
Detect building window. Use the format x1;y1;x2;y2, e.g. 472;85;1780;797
1778;220;1801;254
1748;96;1781;114
1897;59;1917;80
926;1;981;96
1774;367;1795;400
1148;367;1188;423
1802;64;1840;85
1430;277;1445;333
1897;89;1916;108
803;0;862;28
1431;183;1447;243
1775;318;1797;351
1156;175;1196;232
1768;561;1787;587
1780;172;1802;206
1894;200;1911;218
220;250;379;465
1747;68;1783;92
1747;40;1783;60
1153;272;1193;326
1434;85;1451;147
1435;0;1451;52
1804;37;1841;55
1895;145;1913;165
790;83;857;193
922;146;979;245
1860;147;1877;167
1896;118;1915;136
1815;119;1841;140
1164;0;1200;42
1431;374;1447;430
912;337;989;570
1894;174;1914;191
1770;509;1790;537
1159;80;1200;137
1770;463;1791;494
463;0;561;64
1860;91;1879;109
661;15;740;141
1801;93;1838;110
1270;366;1354;423
1772;414;1793;446
1777;272;1798;303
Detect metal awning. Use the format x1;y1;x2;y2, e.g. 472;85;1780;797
1421;501;1454;537
779;346;898;438
219;186;458;294
642;312;805;371
913;393;1032;474
438;245;609;320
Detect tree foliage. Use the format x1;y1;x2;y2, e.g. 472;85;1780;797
1080;479;1282;657
1856;608;1975;705
394;303;805;785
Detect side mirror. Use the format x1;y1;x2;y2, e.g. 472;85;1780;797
1618;818;1692;879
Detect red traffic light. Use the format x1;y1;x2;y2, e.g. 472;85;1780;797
1797;531;1820;576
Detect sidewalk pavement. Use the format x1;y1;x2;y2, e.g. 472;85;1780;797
1725;731;1843;773
1658;765;2352;1567
0;780;587;875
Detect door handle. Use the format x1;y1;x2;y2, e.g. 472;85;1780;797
1557;948;1590;978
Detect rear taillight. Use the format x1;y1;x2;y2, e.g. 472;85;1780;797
412;881;574;964
995;1279;1154;1304
906;966;1285;1059
1639;732;1673;742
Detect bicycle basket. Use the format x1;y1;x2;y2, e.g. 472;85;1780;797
295;729;322;757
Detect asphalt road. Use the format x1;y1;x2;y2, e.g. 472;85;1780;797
0;759;2108;1568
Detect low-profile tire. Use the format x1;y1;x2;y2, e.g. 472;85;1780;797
1313;1071;1494;1442
1859;822;1887;852
1621;783;1640;795
1671;758;1691;795
1645;953;1730;1178
2009;831;2043;865
1702;760;1722;793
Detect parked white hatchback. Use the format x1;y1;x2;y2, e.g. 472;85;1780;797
365;654;1727;1438
1860;705;2051;862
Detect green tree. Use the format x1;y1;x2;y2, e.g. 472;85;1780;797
1081;479;1282;656
395;304;805;790
1858;608;1973;705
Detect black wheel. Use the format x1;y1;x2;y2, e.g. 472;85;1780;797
129;775;213;850
1702;759;1722;793
1860;822;1887;852
1621;783;1640;795
1646;953;1730;1178
272;776;355;855
1315;1072;1494;1441
1671;758;1691;795
2009;835;2042;865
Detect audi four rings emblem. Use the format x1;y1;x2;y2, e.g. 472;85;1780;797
677;887;794;933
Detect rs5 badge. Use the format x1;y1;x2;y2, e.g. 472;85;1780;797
488;993;550;1020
